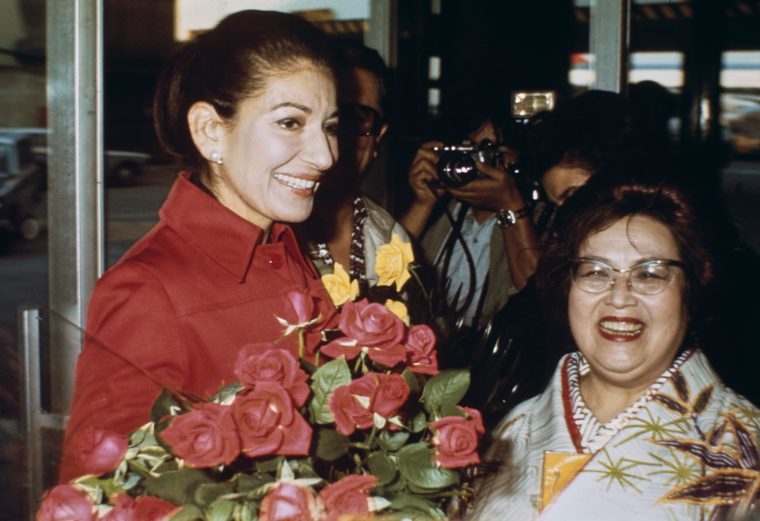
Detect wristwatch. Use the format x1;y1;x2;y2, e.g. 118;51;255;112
495;207;529;229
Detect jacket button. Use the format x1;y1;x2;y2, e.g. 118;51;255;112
267;255;283;269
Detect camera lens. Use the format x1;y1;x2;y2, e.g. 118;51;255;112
436;152;478;187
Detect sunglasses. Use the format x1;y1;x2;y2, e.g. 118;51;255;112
338;103;385;137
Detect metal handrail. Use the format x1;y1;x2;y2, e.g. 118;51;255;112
19;307;66;520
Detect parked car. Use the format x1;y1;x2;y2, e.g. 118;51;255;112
0;132;46;241
0;128;151;186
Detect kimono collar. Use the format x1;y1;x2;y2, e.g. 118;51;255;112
159;172;314;282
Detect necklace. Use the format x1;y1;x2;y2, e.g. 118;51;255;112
314;196;368;281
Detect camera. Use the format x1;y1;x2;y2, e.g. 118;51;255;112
433;139;502;188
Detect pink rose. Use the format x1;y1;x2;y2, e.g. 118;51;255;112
430;407;484;469
259;483;322;521
234;343;310;406
133;497;179;521
280;290;335;354
321;300;407;367
232;382;312;458
71;426;128;476
160;403;240;468
36;485;95;521
371;373;410;418
329;385;374;436
404;324;439;375
338;300;406;347
100;495;179;521
319;475;377;521
329;373;409;435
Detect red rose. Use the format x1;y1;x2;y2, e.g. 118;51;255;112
234;343;310;406
280;290;335;355
259;483;322;521
100;495;179;521
404;324;439;375
321;300;407;367
329;373;409;435
232;382;312;458
133;497;179;521
35;485;95;521
329;385;374;436
72;426;128;476
319;475;377;521
283;290;318;325
160;403;240;468
430;407;485;469
371;373;410;418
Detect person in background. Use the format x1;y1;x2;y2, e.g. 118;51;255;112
463;91;666;422
296;40;412;292
399;117;541;331
469;180;760;521
59;10;339;482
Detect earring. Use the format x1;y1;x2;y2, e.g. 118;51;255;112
209;150;223;165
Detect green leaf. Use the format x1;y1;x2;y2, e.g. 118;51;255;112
378;430;410;452
402;369;421;395
210;382;244;405
309;357;352;424
255;456;283;474
439;402;467;418
235;502;255;521
143;468;213;505
207;498;236;521
397;443;459;490
150;389;183;425
421;370;470;416
315;429;351;461
76;476;126;498
234;472;271;493
367;452;397;486
388;494;447;521
194;482;236;507
409;411;428;433
167;504;204;521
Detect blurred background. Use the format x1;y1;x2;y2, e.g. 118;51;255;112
0;0;758;519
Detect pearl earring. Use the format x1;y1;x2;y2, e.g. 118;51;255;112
209;150;223;165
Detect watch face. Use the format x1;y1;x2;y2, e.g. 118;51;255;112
496;207;528;228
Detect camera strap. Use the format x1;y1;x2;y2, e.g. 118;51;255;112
436;202;479;320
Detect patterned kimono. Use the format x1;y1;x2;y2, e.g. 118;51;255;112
468;350;760;521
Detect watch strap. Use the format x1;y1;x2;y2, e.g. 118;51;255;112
495;207;530;229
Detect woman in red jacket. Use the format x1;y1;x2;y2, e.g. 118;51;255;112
59;10;340;482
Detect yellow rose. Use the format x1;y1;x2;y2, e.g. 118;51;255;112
321;262;359;306
375;233;415;292
384;299;409;323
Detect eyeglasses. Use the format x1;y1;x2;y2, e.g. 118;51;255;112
338;103;385;137
570;257;685;295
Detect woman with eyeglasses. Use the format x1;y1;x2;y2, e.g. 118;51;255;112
296;40;412;291
467;180;760;521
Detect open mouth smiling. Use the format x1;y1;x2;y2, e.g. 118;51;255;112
273;173;320;193
598;316;644;341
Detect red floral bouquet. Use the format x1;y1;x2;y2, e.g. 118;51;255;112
38;235;483;521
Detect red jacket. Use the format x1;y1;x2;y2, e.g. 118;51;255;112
59;173;336;482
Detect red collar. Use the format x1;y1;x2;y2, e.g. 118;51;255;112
159;172;315;282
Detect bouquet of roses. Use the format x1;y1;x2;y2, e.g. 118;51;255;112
37;234;483;521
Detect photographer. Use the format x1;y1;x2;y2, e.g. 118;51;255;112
399;118;541;330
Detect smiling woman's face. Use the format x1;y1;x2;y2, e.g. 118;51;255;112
212;62;339;229
568;215;688;392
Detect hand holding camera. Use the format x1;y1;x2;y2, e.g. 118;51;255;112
407;140;447;208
